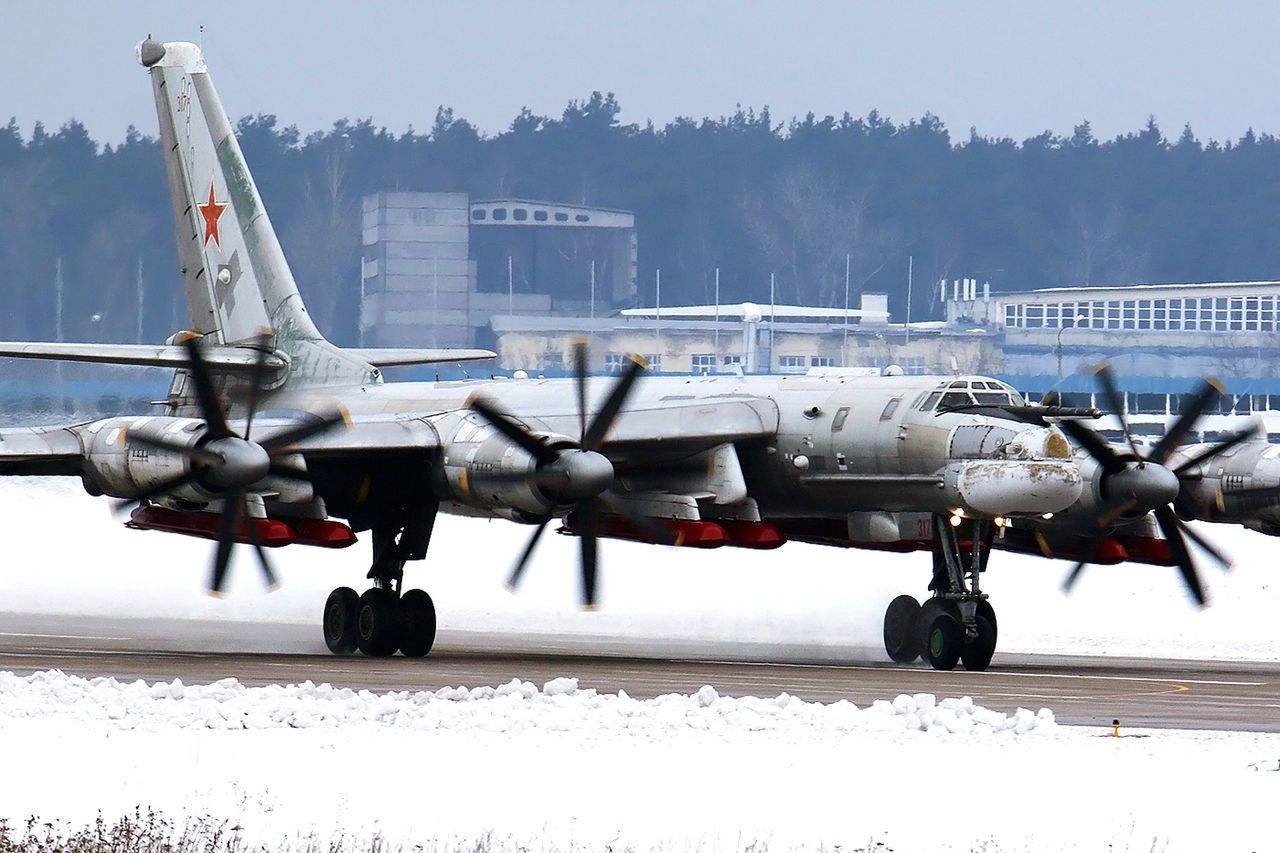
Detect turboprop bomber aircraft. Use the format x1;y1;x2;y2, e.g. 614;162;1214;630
0;38;1092;671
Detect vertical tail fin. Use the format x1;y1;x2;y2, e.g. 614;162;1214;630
138;37;373;384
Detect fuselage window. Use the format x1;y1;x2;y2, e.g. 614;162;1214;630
880;397;901;420
831;406;850;431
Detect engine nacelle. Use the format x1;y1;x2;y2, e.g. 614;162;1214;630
81;416;210;501
436;411;571;518
1174;440;1280;525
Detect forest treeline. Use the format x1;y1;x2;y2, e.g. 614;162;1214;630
4;96;1280;346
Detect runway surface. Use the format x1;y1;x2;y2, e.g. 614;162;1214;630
2;612;1278;732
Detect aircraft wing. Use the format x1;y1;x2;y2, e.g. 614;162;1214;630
0;342;284;372
524;397;779;467
0;426;84;476
345;348;496;367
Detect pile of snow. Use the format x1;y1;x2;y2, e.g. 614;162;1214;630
0;669;1055;737
0;670;1275;852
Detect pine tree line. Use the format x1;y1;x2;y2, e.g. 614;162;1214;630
4;99;1280;347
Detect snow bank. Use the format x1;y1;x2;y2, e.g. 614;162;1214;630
0;670;1274;852
0;669;1055;737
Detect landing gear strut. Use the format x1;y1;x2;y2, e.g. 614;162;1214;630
322;525;438;657
881;516;998;672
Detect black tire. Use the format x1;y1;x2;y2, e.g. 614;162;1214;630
883;594;922;663
915;598;957;662
322;587;360;655
977;599;998;646
961;615;997;672
924;612;963;671
356;587;400;657
398;589;437;658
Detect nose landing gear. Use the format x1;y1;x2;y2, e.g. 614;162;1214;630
881;516;998;671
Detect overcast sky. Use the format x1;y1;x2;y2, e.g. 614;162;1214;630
5;1;1278;145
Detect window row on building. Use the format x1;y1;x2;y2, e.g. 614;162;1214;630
1048;390;1279;416
1004;295;1280;332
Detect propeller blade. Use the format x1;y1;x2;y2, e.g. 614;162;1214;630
124;432;222;467
1154;505;1208;607
242;331;275;441
573;338;588;446
182;337;234;440
210;489;243;594
468;397;560;466
1150;378;1225;465
1095;495;1139;529
507;516;551;590
596;490;679;546
1174;516;1232;572
1062;555;1091;593
1058;418;1127;476
1094;364;1143;461
1039;389;1061;408
259;410;348;455
111;469;204;515
240;493;279;589
267;461;314;483
1173;425;1260;475
1062;532;1111;594
579;499;599;608
584;355;646;451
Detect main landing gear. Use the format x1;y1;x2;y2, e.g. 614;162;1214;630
323;527;437;657
882;515;998;672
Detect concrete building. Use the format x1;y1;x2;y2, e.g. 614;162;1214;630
491;292;1001;376
360;192;636;349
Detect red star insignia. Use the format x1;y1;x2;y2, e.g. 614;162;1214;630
197;180;228;249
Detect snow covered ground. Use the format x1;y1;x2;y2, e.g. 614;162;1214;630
0;477;1279;850
0;668;1277;852
0;477;1277;662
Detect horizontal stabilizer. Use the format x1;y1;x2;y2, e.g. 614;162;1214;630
344;348;496;367
0;342;285;372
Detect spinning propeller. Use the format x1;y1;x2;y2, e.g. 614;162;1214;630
1054;364;1251;606
117;333;347;594
466;341;671;607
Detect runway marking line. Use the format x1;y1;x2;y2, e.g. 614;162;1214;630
0;632;137;641
687;659;1264;687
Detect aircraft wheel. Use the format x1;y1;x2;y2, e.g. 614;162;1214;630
357;588;400;657
398;589;437;658
924;612;963;671
883;594;921;663
961;615;997;672
322;587;359;655
915;598;956;662
977;599;998;646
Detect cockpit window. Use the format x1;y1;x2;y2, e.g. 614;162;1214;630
920;391;943;411
940;391;974;409
973;391;1014;405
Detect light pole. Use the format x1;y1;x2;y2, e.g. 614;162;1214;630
1056;314;1088;378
